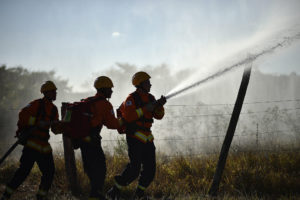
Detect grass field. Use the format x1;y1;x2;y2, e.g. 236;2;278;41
0;151;300;200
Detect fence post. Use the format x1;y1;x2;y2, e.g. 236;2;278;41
208;66;252;196
61;103;78;194
256;123;259;148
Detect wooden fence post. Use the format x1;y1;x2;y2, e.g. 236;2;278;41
208;66;252;196
61;103;78;195
256;123;259;148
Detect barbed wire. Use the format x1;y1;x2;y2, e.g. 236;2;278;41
154;149;300;158
4;147;300;159
0;107;298;129
164;107;300;119
0;129;299;146
85;148;300;159
164;98;300;107
2;98;300;111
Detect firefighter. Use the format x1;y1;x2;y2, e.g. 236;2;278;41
1;81;63;200
107;71;167;199
79;76;123;200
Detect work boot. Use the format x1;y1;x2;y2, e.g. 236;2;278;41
106;186;121;200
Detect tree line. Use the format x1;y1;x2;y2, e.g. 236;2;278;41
0;64;299;154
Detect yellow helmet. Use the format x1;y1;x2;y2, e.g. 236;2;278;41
132;71;151;86
40;81;57;93
94;76;114;89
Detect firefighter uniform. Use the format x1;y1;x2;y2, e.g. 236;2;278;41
2;97;59;200
79;93;123;199
113;90;165;195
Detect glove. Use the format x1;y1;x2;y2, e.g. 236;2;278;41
157;95;167;106
17;127;34;145
51;121;64;134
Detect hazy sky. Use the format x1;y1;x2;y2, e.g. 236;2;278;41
1;0;300;91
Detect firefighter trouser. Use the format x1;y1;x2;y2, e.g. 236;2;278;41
6;147;55;192
80;140;106;197
115;136;156;189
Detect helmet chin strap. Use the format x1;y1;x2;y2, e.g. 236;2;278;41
43;92;55;102
97;88;112;98
136;85;148;93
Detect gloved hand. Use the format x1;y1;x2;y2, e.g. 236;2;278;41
117;118;126;134
145;102;156;112
157;95;167;106
17;127;34;145
51;121;64;134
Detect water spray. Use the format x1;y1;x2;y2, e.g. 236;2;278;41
165;32;300;100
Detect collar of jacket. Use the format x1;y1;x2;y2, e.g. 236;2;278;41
95;93;106;98
41;97;53;105
136;88;149;96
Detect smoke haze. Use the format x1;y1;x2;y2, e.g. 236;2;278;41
1;0;300;156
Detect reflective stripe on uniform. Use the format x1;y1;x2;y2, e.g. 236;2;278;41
26;140;52;154
134;131;154;143
135;108;143;118
28;116;36;125
114;179;124;190
138;184;146;191
147;134;154;141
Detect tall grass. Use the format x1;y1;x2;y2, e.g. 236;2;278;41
0;151;299;199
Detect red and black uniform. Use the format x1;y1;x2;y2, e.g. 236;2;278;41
5;98;59;198
79;93;122;199
114;90;164;192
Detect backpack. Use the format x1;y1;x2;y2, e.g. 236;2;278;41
62;96;104;139
16;99;56;143
117;92;154;134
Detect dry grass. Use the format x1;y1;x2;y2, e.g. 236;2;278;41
1;151;300;200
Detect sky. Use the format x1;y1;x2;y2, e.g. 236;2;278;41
1;0;300;92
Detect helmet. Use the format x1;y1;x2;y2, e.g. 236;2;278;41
94;76;114;89
40;81;57;93
132;71;151;86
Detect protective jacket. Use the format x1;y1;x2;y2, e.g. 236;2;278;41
90;93;122;130
16;98;58;154
119;90;165;143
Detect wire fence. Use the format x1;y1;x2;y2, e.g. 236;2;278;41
1;98;299;156
0;104;299;128
1;129;299;159
2;98;300;111
0;128;298;145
